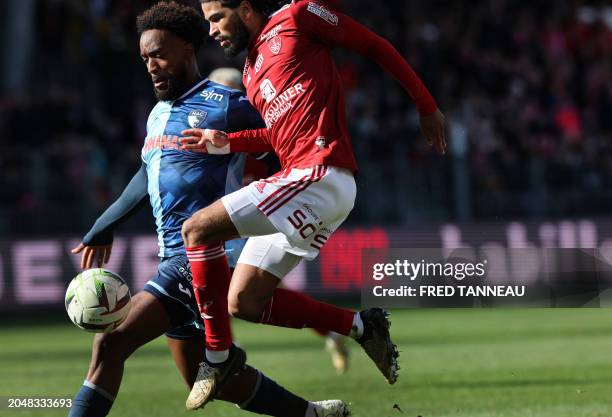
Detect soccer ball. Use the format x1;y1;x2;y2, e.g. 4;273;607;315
65;268;131;333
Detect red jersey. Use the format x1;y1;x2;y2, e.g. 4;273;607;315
227;0;437;172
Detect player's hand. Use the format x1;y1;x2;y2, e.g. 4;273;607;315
420;108;447;155
180;128;229;153
71;243;113;270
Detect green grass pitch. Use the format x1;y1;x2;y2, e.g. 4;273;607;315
1;309;611;417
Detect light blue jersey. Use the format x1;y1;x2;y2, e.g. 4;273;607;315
141;79;264;257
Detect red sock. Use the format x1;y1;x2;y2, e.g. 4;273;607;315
260;288;354;336
186;245;232;351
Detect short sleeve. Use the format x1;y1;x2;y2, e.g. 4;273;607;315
226;92;266;132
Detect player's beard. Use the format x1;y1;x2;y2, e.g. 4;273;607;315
223;14;250;58
153;71;189;101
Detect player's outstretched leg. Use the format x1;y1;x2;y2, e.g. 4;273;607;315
269;293;398;383
229;259;400;384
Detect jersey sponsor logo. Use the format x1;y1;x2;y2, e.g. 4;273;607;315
307;2;338;26
188;110;208;128
200;89;224;102
260;79;277;103
254;53;264;73
264;82;305;128
267;36;282;55
287;205;332;248
142;134;182;154
259;24;282;42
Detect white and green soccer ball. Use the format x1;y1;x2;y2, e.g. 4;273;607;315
65;268;131;333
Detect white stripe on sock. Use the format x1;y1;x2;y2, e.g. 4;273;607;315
83;380;116;402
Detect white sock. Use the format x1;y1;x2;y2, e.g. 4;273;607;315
206;348;229;363
305;402;317;417
348;312;364;339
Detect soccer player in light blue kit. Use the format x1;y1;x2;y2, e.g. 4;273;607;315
68;2;347;417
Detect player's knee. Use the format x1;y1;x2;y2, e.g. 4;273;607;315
92;331;130;364
227;291;263;322
181;217;197;246
227;293;243;318
182;216;201;246
228;303;261;322
182;214;212;246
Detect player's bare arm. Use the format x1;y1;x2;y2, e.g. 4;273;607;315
72;164;148;270
296;3;446;154
180;127;273;153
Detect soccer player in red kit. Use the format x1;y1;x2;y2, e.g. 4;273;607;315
180;0;446;409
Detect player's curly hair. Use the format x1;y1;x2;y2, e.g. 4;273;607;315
199;0;289;16
137;1;206;53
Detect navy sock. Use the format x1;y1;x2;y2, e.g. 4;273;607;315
240;372;309;417
68;381;114;417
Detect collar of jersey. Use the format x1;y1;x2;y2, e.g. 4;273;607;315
249;2;292;52
169;78;209;103
269;2;291;18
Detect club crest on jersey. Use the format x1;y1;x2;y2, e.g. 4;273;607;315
260;79;277;103
307;2;338;26
267;36;282;55
188;110;208;128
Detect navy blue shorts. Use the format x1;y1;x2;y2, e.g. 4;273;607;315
143;255;204;340
225;238;246;268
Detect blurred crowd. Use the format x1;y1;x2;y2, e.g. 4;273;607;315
0;0;611;235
